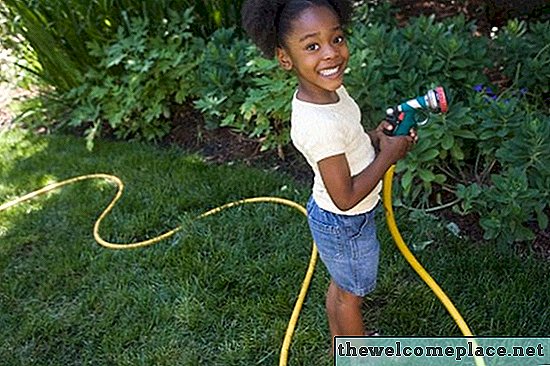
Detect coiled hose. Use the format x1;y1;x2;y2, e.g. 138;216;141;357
0;168;484;366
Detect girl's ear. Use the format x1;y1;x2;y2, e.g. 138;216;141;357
276;47;293;71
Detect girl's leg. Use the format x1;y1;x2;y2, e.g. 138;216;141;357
326;279;365;339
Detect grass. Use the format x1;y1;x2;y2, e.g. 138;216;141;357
1;130;549;365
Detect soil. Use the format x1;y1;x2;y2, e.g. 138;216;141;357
161;104;314;183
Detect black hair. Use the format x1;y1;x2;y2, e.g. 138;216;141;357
241;0;354;58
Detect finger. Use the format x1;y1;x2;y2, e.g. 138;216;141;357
379;121;393;132
405;133;416;142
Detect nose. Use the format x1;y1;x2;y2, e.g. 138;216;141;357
322;44;338;60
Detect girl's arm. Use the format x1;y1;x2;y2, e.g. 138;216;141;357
317;133;413;211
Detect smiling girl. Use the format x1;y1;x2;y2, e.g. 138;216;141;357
242;0;416;346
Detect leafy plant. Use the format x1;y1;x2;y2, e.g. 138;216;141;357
1;0;87;92
193;28;251;129
240;57;296;157
346;15;491;128
492;19;550;106
479;168;546;243
0;0;245;95
190;0;246;37
193;32;297;157
3;0;549;246
65;9;201;148
396;83;550;244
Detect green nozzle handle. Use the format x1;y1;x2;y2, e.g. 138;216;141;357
386;87;448;136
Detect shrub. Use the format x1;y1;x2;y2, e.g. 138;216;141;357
491;20;550;107
64;9;201;148
193;29;296;157
396;85;549;244
3;1;549;245
478;115;550;243
1;0;88;92
346;15;491;128
0;0;245;94
342;14;549;245
239;57;296;156
193;28;251;130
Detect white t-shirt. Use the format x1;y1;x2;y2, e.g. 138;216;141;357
290;86;382;215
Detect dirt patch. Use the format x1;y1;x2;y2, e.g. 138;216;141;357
0;84;20;130
161;103;314;184
390;0;549;35
0;84;37;132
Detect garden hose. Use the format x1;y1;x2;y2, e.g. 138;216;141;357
383;165;485;366
0;170;484;366
0;173;316;365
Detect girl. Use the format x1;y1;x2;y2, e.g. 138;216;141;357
242;0;416;343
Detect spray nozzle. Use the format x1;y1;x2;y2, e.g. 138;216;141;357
385;86;448;136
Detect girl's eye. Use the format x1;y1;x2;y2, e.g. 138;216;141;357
334;35;345;44
306;43;320;51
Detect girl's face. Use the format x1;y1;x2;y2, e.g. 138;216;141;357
277;5;349;104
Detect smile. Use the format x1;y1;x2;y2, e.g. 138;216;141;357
319;66;341;77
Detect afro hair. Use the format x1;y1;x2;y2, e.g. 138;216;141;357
241;0;354;58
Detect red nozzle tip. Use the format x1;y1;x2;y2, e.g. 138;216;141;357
435;86;448;113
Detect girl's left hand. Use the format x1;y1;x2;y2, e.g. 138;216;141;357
407;127;419;145
372;121;419;149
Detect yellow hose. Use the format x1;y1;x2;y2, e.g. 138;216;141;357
383;165;485;366
0;173;316;365
1;170;483;365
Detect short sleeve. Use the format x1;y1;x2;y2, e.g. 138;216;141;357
301;118;346;163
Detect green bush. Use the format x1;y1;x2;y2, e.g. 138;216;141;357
0;0;244;93
346;15;491;127
1;0;88;91
190;0;245;36
192;28;296;156
344;15;548;245
64;9;201;148
239;57;296;155
477;114;549;243
396;86;549;244
491;20;550;106
193;28;251;130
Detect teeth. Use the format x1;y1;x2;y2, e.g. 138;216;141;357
319;66;339;77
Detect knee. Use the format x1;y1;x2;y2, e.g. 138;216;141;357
330;282;363;307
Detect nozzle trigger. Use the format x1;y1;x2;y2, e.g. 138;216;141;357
384;107;398;136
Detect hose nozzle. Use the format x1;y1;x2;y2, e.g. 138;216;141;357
426;86;448;114
386;86;448;136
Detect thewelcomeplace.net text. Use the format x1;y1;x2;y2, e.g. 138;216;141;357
337;340;545;361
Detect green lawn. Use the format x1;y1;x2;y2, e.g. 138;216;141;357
1;130;548;365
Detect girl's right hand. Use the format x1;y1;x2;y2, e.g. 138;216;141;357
377;133;414;165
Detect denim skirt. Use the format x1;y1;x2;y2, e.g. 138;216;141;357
306;196;380;296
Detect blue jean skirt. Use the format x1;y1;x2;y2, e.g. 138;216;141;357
307;197;380;297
